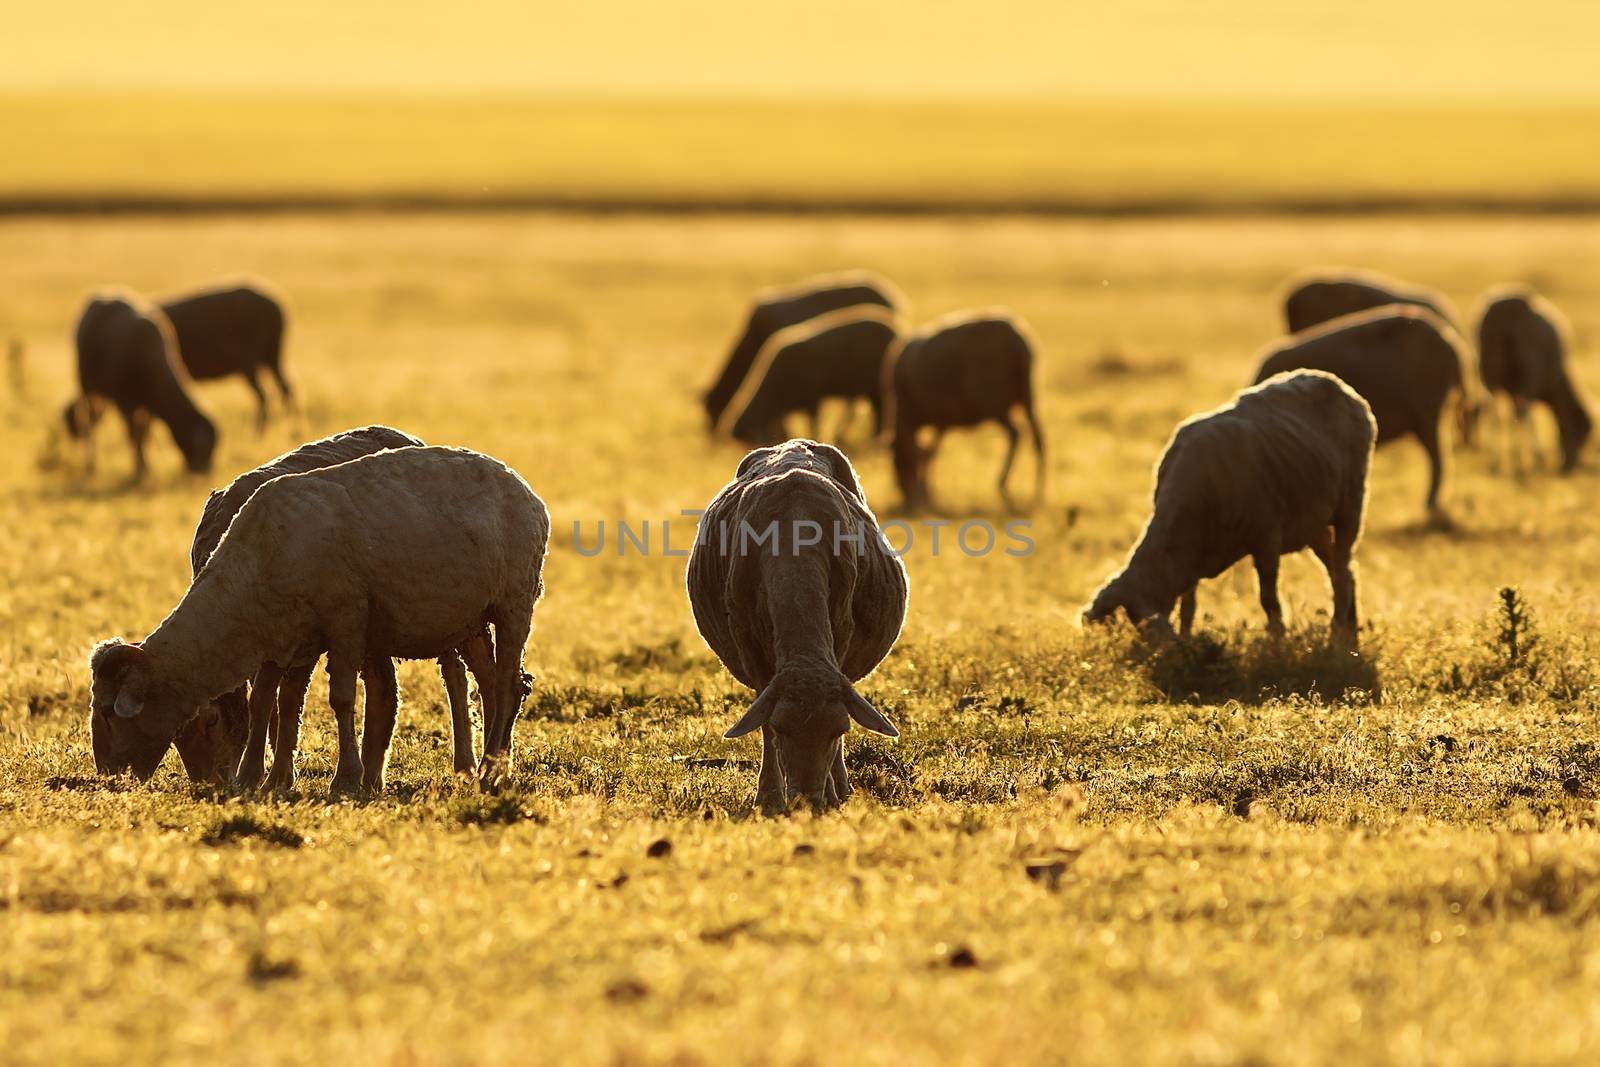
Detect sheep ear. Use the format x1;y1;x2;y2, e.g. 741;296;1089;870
724;686;779;739
114;686;145;719
844;689;898;738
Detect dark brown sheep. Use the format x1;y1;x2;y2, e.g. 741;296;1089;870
1086;371;1374;641
171;425;516;793
1253;307;1468;516
687;440;906;811
64;291;217;479
1283;270;1453;334
1477;289;1592;474
159;282;292;431
703;272;901;432
887;310;1045;513
723;305;900;446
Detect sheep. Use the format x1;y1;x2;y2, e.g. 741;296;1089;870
63;291;217;479
169;425;518;792
721;305;900;446
1477;288;1592;474
886;310;1045;513
88;446;548;794
1085;371;1374;641
703;272;902;432
1252;306;1469;516
686;439;907;811
159;282;293;431
1283;270;1454;334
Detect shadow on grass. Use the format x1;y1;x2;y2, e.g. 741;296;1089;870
1130;628;1382;706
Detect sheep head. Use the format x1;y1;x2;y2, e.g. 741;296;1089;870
724;667;897;812
1083;576;1176;638
172;690;249;785
88;639;189;780
179;417;219;475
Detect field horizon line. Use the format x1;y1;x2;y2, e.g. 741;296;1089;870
8;192;1600;220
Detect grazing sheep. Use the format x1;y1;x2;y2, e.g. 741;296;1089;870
886;310;1045;513
159;282;293;431
703;272;902;432
1284;270;1453;334
170;425;514;792
1252;306;1468;516
721;305;900;446
1477;288;1592;474
1086;371;1374;640
687;439;907;811
63;292;217;478
88;446;548;794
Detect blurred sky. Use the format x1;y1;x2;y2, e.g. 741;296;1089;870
9;0;1599;101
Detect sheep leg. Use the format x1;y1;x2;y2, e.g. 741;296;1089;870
996;417;1022;512
326;655;365;796
360;655;399;794
834;400;856;445
270;363;295;412
1178;586;1197;637
244;370;270;434
1253;551;1284;637
1314;521;1360;644
235;662;284;792
459;632;496;765
117;405;149;482
1418;422;1446;516
1520;399;1545;470
265;660;314;793
438;652;477;774
1024;398;1047;506
1508;396;1531;475
917;429;944;512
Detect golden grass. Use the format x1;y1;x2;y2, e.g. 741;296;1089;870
5;210;1600;1064
3;95;1600;210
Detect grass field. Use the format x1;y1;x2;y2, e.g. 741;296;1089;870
5;95;1600;212
5;209;1600;1065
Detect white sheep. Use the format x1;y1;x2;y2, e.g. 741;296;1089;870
88;446;548;792
172;426;523;793
686;439;907;811
1477;288;1592;474
1085;371;1375;641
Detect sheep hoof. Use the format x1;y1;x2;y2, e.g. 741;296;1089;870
329;770;364;798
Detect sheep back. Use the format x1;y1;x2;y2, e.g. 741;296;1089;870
190;425;425;575
1253;306;1465;446
888;310;1036;431
1284;271;1453;333
1152;371;1375;581
723;305;900;442
1477;289;1568;399
159;282;287;382
206;446;549;662
703;272;902;426
688;440;906;690
75;291;188;411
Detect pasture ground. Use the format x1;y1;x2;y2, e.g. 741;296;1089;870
4;211;1600;1065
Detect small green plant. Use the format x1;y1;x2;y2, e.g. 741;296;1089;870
1496;586;1539;669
